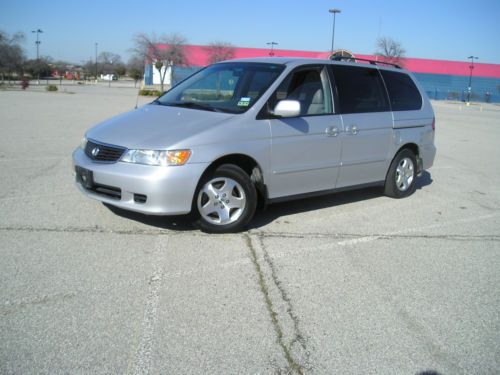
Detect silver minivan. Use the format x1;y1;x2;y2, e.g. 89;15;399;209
73;57;436;233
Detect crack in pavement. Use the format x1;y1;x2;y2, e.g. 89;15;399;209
0;225;202;237
245;234;309;374
1;225;498;243
257;234;311;370
1;292;77;316
254;231;500;242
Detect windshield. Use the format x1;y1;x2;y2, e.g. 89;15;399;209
155;62;285;114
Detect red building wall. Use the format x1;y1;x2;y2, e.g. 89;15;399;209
177;45;500;79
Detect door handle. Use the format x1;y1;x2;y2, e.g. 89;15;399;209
325;126;338;137
345;125;357;135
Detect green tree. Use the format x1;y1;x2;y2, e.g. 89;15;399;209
24;57;52;78
127;56;144;87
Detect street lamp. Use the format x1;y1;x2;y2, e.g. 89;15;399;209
31;29;43;84
31;29;43;60
95;42;98;81
267;41;278;56
329;9;341;55
467;55;478;103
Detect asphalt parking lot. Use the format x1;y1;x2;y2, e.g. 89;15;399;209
1;84;499;374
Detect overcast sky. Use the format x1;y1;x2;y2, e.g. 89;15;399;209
2;0;499;65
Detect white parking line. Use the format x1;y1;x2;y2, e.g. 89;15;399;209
132;237;166;375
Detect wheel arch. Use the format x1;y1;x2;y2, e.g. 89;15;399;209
397;142;419;158
395;142;422;174
196;153;268;205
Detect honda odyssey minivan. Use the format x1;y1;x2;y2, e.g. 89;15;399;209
73;57;436;233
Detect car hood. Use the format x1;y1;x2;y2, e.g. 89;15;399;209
86;104;235;150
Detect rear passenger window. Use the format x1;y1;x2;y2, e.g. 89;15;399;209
380;70;422;111
330;65;389;114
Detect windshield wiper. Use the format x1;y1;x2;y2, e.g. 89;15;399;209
165;101;220;112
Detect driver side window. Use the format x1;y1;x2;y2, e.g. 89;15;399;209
268;66;333;116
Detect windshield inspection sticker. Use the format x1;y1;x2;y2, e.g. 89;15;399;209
237;97;251;106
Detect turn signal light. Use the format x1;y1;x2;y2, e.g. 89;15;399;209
167;150;191;166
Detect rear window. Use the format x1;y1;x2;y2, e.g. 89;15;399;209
380;70;422;111
330;65;389;114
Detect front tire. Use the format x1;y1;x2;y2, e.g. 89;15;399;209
384;149;417;198
194;164;257;233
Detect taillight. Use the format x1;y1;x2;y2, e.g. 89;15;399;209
432;117;435;131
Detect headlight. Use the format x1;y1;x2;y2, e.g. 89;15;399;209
80;137;87;149
120;149;191;166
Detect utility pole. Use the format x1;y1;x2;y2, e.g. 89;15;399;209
267;42;278;56
95;42;98;82
467;55;478;103
32;29;43;84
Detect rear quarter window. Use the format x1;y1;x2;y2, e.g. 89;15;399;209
380;70;422;111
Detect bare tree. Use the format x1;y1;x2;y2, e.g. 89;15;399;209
205;41;235;64
99;52;122;74
374;37;406;66
0;30;26;83
83;59;100;77
131;32;188;92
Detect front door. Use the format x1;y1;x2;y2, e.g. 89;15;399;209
264;65;343;198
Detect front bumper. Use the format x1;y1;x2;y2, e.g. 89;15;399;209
72;148;208;215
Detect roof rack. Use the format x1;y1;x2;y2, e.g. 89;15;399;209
332;56;401;69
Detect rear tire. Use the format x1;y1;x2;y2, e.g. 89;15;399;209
194;164;257;233
384;149;417;198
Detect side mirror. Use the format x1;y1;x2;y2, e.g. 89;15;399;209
273;100;301;118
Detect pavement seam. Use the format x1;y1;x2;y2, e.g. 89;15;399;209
244;234;305;374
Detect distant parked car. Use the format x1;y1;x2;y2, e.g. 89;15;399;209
73;57;436;233
100;74;116;81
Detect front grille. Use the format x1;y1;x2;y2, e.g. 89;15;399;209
85;139;125;162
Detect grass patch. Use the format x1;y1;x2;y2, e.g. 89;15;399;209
139;89;162;97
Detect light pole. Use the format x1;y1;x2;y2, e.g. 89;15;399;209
467;55;478;103
31;29;43;84
31;29;43;60
267;41;278;56
95;42;98;81
329;8;341;56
